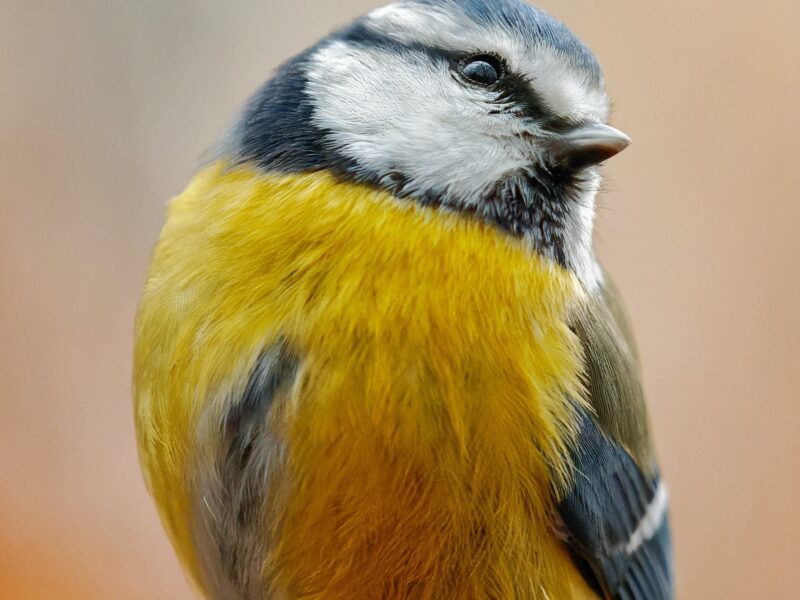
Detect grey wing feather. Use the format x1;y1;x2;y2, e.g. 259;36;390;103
192;342;298;600
559;272;674;599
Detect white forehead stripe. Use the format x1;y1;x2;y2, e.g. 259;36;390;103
367;3;459;35
367;3;482;50
365;2;609;122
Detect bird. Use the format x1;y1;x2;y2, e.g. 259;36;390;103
133;1;673;598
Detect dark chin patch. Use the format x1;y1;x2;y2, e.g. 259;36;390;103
414;168;587;269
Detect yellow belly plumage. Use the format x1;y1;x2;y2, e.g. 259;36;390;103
134;162;597;599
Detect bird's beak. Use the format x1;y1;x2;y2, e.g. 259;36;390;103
548;123;631;171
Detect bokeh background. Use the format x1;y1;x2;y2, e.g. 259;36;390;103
2;1;798;598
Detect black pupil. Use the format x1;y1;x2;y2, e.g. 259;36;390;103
462;60;499;85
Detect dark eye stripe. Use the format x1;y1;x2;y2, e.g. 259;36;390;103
337;25;577;128
454;50;577;130
492;71;576;130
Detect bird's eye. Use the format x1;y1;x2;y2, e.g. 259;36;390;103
460;55;503;85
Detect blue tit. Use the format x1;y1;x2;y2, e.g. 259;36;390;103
134;1;674;599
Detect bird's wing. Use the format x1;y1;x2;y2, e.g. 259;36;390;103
558;406;673;600
559;273;674;600
191;341;299;598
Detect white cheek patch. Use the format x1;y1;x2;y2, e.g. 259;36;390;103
307;40;532;205
365;2;609;123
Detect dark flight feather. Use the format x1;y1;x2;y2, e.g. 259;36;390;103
560;273;674;599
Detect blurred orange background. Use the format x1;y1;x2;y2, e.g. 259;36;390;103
1;1;798;598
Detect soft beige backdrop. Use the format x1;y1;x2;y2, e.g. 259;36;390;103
1;1;798;599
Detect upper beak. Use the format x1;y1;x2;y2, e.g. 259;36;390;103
548;123;631;171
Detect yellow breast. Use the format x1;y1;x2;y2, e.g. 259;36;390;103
134;163;593;598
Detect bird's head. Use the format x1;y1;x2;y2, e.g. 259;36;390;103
225;0;629;288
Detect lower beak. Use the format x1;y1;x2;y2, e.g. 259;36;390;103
548;123;631;171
